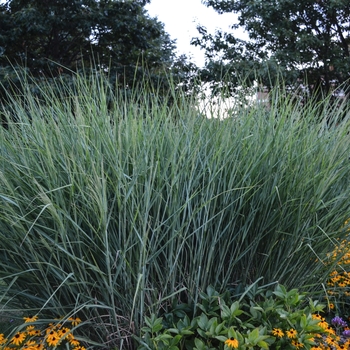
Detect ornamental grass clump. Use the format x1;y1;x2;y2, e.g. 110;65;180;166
0;70;350;347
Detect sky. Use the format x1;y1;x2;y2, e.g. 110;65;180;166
145;0;247;67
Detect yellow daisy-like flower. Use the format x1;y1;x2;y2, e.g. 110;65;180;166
318;321;329;330
31;329;42;337
69;337;81;347
69;316;82;327
57;327;70;339
22;346;39;350
23;315;38;323
291;340;304;349
325;336;336;346
0;333;7;345
225;337;239;348
22;340;38;350
32;342;44;350
272;328;284;338
74;346;86;350
66;333;74;341
24;340;36;346
326;326;335;335
26;326;40;337
46;333;60;347
286;329;298;339
11;331;26;346
25;325;39;336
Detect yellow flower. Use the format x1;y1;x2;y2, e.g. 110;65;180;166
31;329;42;337
69;337;81;347
225;337;239;348
74;346;86;350
57;327;70;339
325;336;336;346
66;333;74;341
291;340;304;349
46;329;56;336
46;334;60;347
24;340;36;346
46;330;60;347
23;315;38;323
286;329;298;339
26;325;40;336
0;333;7;345
325;326;335;335
22;340;38;350
69;316;82;326
318;321;329;330
272;328;284;337
11;331;26;346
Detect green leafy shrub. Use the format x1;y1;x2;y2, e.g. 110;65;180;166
135;284;349;350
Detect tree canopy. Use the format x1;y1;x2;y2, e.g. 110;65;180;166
193;0;350;97
0;0;196;93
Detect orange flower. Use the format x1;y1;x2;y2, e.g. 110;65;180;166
318;321;329;330
225;337;239;348
32;342;45;350
23;315;38;323
69;337;81;347
57;327;70;339
69;316;82;327
286;329;298;339
31;329;42;337
11;332;26;346
291;340;304;349
22;340;37;350
46;330;60;347
0;333;7;345
272;328;284;338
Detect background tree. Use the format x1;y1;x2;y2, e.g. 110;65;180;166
0;0;196;98
193;0;350;99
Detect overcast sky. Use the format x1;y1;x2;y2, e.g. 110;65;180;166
145;0;247;67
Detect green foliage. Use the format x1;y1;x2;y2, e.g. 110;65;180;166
0;0;197;99
0;0;173;73
195;0;350;96
0;72;350;348
135;284;326;350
